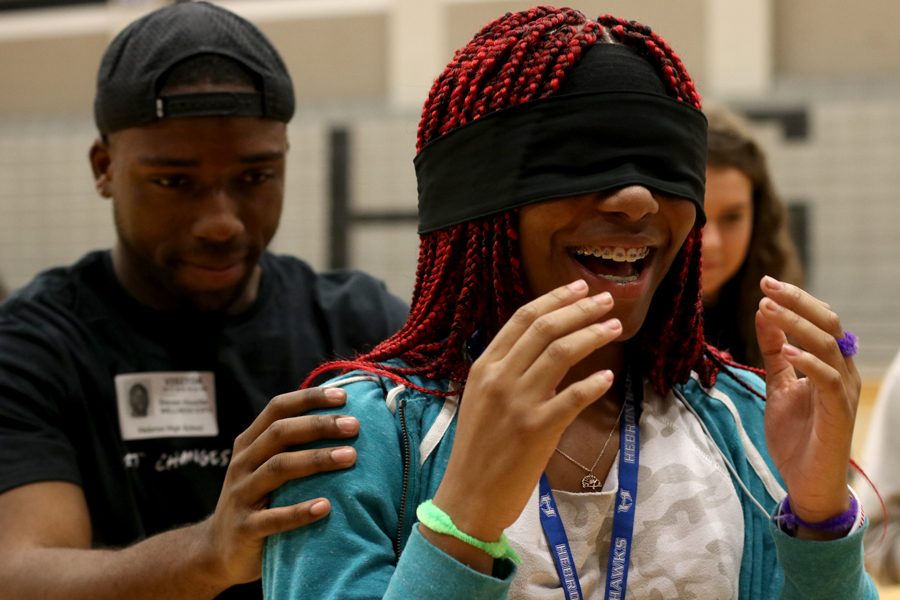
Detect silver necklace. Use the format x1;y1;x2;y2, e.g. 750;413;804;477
554;400;627;490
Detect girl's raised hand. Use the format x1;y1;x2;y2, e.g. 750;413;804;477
756;276;861;535
427;279;621;564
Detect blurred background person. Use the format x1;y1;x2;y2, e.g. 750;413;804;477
701;103;804;368
859;348;900;584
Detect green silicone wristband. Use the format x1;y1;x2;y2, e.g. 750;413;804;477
416;500;521;564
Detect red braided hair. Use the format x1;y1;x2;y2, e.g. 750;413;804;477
305;6;719;396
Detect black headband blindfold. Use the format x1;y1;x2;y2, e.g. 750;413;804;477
415;90;708;233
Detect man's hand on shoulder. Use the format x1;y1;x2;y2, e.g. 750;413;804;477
198;386;358;586
0;387;358;600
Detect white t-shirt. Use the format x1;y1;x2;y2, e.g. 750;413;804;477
507;385;744;599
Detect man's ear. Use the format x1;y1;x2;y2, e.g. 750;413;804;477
89;138;112;198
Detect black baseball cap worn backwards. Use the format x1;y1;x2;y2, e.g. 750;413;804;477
94;1;294;135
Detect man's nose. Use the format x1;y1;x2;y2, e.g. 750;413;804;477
192;188;244;242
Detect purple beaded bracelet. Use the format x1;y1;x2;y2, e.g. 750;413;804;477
776;495;858;534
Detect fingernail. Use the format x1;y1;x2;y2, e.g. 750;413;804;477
763;298;781;313
592;292;613;305
324;388;346;401
782;343;801;357
309;499;329;516
598;370;614;382
331;447;355;463
605;318;622;331
763;276;783;291
567;279;588;292
336;417;358;433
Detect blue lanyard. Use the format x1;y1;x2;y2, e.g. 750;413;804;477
538;374;642;600
604;390;640;599
539;473;585;599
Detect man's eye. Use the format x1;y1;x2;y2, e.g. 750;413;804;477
151;175;188;188
242;170;274;185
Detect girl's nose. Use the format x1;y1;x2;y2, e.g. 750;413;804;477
595;185;660;222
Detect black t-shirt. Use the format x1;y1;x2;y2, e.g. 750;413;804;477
0;250;408;599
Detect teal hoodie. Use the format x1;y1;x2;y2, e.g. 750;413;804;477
263;366;875;599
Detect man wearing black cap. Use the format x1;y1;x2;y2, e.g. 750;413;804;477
0;2;407;598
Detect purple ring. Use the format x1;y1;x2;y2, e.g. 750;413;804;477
837;330;858;358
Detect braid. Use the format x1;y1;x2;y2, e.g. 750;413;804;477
637;228;716;394
597;15;702;109
418;7;594;148
704;344;767;401
306;7;720;396
303;214;524;394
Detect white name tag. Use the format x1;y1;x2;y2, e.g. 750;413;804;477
115;372;218;440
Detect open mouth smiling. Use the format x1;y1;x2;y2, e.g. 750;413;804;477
570;245;652;284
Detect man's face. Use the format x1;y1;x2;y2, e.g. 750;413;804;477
92;114;287;313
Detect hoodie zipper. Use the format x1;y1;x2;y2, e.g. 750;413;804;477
393;398;412;559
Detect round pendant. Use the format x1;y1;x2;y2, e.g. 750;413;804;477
581;473;602;490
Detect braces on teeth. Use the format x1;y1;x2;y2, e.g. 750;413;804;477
573;247;650;262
